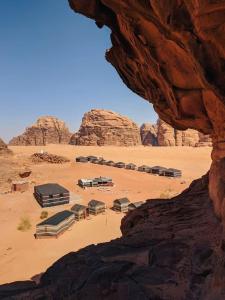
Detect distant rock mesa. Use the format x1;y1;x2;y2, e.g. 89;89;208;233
9;116;72;146
70;109;141;146
141;120;212;147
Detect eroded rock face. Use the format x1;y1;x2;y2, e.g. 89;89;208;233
70;109;141;146
0;138;12;155
140;123;158;146
9;116;72;146
2;174;225;299
69;0;225;218
141;120;211;147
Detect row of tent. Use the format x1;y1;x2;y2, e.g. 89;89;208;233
35;197;143;239
76;156;182;177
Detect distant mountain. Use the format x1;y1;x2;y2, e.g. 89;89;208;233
9;116;72;146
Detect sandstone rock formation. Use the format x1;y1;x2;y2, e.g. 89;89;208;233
158;119;201;147
141;120;211;147
140;123;158;146
197;133;213;147
0;138;12;155
70;109;141;146
2;174;225;299
9;116;72;146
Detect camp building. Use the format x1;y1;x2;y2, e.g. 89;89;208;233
106;160;115;166
115;162;126;168
128;201;144;211
150;166;167;175
126;163;137;170
164;168;182;177
71;204;88;221
88;200;106;215
87;155;98;162
34;183;70;207
113;197;130;212
138;165;151;172
78;177;113;188
76;156;88;163
35;210;74;239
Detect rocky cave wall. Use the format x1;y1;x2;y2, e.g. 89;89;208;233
69;0;225;219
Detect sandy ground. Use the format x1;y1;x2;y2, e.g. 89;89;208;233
0;145;211;284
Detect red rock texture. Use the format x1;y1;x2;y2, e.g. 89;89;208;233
70;109;141;146
141;120;211;147
9;116;72;146
140;123;158;146
69;0;225;219
2;174;225;299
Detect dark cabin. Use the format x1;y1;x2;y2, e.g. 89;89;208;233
35;210;74;238
126;163;137;170
150;166;167;175
71;204;88;221
76;156;88;163
113;197;130;212
164;168;182;177
88;200;106;215
115;162;126;168
87;155;98;162
106;160;115;166
34;183;70;207
138;165;151;172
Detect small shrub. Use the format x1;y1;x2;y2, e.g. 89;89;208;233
40;211;48;219
17;217;32;232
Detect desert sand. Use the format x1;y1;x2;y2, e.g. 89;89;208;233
0;145;211;284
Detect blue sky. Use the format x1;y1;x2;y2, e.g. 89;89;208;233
0;0;157;142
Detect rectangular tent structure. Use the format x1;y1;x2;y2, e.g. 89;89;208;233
71;204;88;221
78;177;113;188
113;197;130;212
125;163;137;170
138;165;151;172
35;210;75;239
164;168;182;177
34;183;70;207
128;201;144;211
115;162;126;168
98;159;107;165
76;156;88;163
150;166;168;175
106;160;115;166
87;156;98;162
88;200;106;215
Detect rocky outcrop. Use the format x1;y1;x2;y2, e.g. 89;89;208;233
70;109;141;146
69;0;225;219
197;133;213;147
2;174;225;299
9;116;72;146
140;123;158;146
0;138;12;155
141;120;210;146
